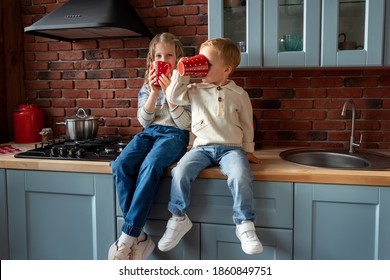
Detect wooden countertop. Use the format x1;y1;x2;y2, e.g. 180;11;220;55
1;145;389;186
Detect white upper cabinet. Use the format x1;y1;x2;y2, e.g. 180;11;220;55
209;0;386;67
321;0;385;66
208;0;262;67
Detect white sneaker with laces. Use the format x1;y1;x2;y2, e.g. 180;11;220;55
158;214;192;252
108;240;132;260
129;233;155;260
236;221;263;255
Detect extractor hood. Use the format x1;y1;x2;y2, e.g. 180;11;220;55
24;0;152;41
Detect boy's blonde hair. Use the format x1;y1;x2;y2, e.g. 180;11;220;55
144;32;184;84
200;38;240;70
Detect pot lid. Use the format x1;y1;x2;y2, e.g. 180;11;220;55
66;108;96;120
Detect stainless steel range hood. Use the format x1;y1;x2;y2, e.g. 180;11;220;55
24;0;152;41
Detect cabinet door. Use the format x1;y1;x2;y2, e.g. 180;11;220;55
379;187;390;259
208;0;262;67
0;169;9;260
201;224;292;260
384;0;390;65
117;218;200;260
264;0;321;67
294;183;390;260
7;170;116;260
321;0;385;66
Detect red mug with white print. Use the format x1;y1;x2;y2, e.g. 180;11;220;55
178;54;209;77
151;61;172;87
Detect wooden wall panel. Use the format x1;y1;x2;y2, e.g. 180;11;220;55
0;0;25;143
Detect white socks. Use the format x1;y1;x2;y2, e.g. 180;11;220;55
119;232;136;248
138;230;146;242
119;229;146;247
172;215;185;221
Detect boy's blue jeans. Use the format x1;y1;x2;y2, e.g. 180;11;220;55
110;125;189;237
168;145;256;224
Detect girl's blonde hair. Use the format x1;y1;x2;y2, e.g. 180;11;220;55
144;32;184;84
200;38;240;69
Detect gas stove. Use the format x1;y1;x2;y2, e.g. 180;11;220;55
14;137;131;162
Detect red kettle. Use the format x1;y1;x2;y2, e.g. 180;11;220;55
13;104;44;143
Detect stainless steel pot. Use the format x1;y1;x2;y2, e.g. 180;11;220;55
56;108;104;140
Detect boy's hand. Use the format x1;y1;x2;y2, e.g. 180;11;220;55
247;152;261;164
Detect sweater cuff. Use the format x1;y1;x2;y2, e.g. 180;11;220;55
169;105;184;119
242;142;255;153
139;106;154;121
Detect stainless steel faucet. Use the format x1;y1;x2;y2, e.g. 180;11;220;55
341;99;361;153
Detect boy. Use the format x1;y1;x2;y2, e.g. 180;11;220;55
158;38;263;255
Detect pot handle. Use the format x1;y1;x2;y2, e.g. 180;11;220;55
56;122;66;125
98;118;105;125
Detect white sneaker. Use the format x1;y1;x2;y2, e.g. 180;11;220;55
158;214;192;252
236;221;263;255
108;240;132;260
129;233;155;260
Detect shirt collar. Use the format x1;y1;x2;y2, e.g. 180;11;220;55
193;80;244;95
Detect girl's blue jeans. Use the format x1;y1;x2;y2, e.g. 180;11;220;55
168;145;255;224
110;125;189;237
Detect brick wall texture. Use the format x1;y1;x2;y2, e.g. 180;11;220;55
22;0;390;149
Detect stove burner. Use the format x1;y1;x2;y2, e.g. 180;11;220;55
14;137;131;162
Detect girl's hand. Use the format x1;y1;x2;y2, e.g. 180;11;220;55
149;68;159;93
247;152;262;164
159;74;171;93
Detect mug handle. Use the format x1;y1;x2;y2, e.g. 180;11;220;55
163;64;172;76
338;33;346;43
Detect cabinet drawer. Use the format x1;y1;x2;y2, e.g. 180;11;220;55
117;178;293;229
201;223;292;260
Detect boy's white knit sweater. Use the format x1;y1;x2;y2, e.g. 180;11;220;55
166;70;255;153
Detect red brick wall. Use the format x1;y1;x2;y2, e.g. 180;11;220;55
22;0;390;149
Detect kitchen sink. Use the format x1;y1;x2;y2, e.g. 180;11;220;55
279;148;390;170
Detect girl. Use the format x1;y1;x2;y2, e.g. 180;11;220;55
108;33;191;260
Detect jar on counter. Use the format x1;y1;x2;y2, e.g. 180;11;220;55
39;128;53;142
13;104;44;143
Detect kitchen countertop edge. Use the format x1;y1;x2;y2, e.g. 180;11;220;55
1;147;389;187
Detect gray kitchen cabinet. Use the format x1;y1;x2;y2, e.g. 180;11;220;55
116;178;294;260
208;0;262;67
209;0;386;67
0;169;9;259
6;170;116;260
294;183;390;260
384;0;390;65
321;0;385;66
263;0;321;67
201;224;292;260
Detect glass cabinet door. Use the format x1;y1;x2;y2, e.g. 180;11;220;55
385;0;390;65
208;0;262;67
321;0;385;66
263;0;321;67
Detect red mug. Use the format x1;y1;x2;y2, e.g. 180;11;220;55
151;61;172;86
178;54;209;77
